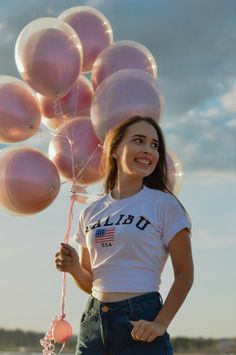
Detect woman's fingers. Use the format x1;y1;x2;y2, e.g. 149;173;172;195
131;323;146;341
130;320;162;342
55;250;72;270
55;243;80;273
55;254;71;263
60;244;71;256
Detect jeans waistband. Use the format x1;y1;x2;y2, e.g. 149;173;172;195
85;291;163;315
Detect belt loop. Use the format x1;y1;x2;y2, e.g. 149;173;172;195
87;294;94;311
158;292;163;305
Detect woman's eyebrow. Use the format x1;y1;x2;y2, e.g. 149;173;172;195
132;134;159;143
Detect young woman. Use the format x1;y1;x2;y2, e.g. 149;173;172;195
55;116;194;354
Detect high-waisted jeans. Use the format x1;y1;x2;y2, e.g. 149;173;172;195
75;291;173;355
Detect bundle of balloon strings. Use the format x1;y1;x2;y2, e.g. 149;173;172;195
40;109;101;354
40;191;76;354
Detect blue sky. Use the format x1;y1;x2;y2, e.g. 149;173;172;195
0;0;235;339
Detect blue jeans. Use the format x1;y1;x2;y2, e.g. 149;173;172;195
76;291;173;354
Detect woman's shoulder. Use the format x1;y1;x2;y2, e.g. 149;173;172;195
144;186;173;200
80;193;108;217
144;186;182;207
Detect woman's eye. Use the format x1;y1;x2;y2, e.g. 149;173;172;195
134;138;142;144
151;143;159;149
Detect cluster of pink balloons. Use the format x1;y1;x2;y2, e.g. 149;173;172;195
0;5;184;219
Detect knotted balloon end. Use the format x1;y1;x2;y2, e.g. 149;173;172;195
40;315;72;355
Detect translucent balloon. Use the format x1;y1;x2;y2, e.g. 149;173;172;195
38;75;94;130
52;319;72;343
92;40;157;90
0;76;41;143
59;6;113;73
15;17;83;98
166;147;184;195
0;147;60;215
91;69;164;141
49;117;104;185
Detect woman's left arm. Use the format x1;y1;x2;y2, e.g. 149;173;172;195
131;229;194;342
154;228;194;330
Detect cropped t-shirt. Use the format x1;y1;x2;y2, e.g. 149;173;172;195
74;186;190;293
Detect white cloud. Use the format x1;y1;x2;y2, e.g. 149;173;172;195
226;118;236;127
188;107;220;118
182;84;236;121
220;84;236;113
185;169;235;184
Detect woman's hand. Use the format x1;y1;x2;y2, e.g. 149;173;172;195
130;319;166;343
55;243;80;275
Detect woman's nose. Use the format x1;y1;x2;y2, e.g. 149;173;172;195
142;145;152;154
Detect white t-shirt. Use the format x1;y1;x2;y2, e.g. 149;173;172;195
74;186;190;293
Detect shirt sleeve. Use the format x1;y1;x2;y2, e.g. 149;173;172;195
73;208;87;247
161;194;191;247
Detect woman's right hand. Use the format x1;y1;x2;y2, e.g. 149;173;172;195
55;243;80;275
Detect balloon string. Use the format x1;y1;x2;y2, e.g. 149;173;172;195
54;98;77;184
52;99;102;315
74;143;101;181
61;192;77;317
73;82;79;118
53;98;78;317
52;98;102;188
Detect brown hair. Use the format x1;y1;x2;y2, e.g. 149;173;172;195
102;116;172;194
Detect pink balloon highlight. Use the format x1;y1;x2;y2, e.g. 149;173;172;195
38;75;94;130
166;147;184;195
52;319;72;343
92;40;157;90
91;69;164;141
0;147;60;215
15;18;83;98
59;6;113;73
0;76;41;143
49;117;104;185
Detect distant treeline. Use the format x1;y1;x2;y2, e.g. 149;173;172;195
0;328;235;353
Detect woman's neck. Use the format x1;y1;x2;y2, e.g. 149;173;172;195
111;177;143;200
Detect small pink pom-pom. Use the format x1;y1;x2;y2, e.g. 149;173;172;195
52;319;72;343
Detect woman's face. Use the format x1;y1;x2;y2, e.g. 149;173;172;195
113;121;159;181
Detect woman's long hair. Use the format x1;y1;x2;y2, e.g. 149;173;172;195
102;116;192;231
102;116;172;194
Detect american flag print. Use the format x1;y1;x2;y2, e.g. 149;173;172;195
95;227;116;243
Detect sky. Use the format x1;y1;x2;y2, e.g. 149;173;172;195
0;0;235;340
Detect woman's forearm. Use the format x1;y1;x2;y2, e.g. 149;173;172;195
154;272;194;328
70;264;93;294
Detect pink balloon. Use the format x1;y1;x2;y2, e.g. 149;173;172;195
38;75;94;130
52;319;72;343
59;6;113;73
0;147;60;215
15;18;83;98
92;40;157;90
0;76;41;143
49;117;104;185
91;69;164;141
166;147;184;195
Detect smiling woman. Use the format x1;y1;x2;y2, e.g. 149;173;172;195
55;116;194;354
0;0;235;345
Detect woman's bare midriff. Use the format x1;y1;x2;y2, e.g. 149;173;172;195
92;290;150;302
